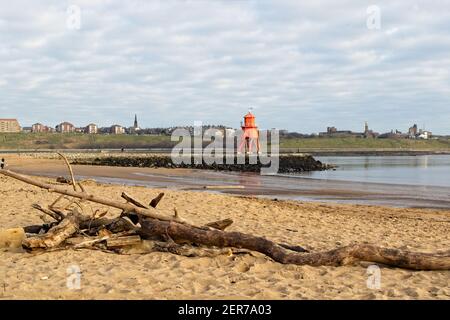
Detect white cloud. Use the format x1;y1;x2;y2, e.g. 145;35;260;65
0;0;449;134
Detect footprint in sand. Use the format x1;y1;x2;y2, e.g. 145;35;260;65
233;261;252;273
403;287;420;298
386;288;400;297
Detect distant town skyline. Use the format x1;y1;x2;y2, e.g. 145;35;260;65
1;1;449;134
2;110;444;135
4;114;441;137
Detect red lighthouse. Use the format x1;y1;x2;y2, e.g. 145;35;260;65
238;111;260;154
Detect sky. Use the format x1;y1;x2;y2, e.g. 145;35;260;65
0;0;449;134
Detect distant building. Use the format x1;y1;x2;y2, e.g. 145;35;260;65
134;114;139;129
0;118;21;132
85;123;98;134
74;127;85;133
319;126;362;137
408;124;418;138
128;114;141;134
56;122;75;133
418;130;432;140
22;127;32;133
378;129;408;139
32;123;53;133
110;124;125;134
363;121;378;138
406;124;433;139
32;123;44;132
98;127;111;134
327;126;337;134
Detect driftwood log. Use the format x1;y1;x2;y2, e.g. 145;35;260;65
138;219;450;270
1;167;449;270
22;211;81;249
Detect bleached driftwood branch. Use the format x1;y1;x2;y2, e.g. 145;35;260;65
0;169;188;223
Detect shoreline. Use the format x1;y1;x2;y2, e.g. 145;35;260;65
21;170;450;210
3;154;450;209
307;150;450;156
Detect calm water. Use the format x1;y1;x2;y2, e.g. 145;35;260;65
304;155;450;188
14;154;450;208
110;155;450;208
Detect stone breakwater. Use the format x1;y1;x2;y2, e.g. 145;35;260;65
71;154;333;173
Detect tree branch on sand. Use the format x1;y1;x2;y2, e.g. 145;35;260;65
0;165;449;270
57;152;78;192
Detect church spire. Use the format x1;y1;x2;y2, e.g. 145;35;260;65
134;114;138;128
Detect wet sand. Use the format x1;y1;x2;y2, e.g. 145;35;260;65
5;155;450;209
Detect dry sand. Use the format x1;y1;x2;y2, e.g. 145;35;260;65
0;157;449;299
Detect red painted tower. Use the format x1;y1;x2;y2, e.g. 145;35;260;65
238;111;260;154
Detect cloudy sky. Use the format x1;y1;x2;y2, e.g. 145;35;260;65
0;0;449;134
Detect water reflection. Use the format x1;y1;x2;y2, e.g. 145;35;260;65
308;155;450;187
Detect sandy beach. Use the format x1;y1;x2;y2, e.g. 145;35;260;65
0;155;449;300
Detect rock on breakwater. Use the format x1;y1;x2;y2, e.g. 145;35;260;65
71;154;333;173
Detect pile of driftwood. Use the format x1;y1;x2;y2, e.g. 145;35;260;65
0;154;449;270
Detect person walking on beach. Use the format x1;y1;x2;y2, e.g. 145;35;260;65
1;158;5;169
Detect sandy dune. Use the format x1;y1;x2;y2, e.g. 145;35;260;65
0;170;449;300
